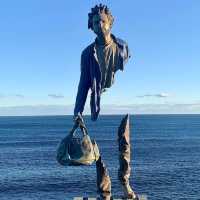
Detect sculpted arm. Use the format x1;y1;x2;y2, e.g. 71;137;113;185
74;52;90;119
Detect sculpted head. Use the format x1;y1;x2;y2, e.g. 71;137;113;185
88;4;114;38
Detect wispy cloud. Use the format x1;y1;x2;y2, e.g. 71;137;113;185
137;93;170;98
0;94;25;98
15;94;25;98
48;94;65;98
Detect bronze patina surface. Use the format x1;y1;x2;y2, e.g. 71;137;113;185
96;156;111;199
71;4;138;199
118;114;139;199
74;4;130;121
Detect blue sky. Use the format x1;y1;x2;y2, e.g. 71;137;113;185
0;0;200;115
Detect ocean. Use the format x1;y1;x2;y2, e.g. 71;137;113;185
0;115;199;200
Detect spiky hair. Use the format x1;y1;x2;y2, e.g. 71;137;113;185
88;4;114;30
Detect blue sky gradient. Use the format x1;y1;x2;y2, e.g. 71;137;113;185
0;0;200;114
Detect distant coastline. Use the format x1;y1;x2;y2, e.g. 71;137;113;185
1;103;200;116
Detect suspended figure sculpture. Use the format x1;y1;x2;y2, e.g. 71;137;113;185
73;4;139;199
74;4;130;121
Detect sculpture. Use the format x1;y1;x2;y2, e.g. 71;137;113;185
74;4;130;121
96;115;138;199
72;4;139;199
96;156;112;200
118;114;138;199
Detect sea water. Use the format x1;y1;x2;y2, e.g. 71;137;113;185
0;115;199;200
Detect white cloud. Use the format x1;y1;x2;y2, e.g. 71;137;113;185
137;93;170;98
48;94;65;98
15;94;25;98
156;93;170;97
0;94;25;98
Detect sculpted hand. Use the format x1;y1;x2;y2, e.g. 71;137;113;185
73;114;84;126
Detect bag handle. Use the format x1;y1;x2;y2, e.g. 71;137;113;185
69;117;88;136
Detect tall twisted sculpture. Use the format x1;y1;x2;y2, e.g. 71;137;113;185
96;156;112;200
118;114;138;199
95;114;139;200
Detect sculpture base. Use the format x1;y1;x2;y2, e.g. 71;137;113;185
73;194;148;200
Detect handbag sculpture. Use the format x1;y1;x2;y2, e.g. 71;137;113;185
56;120;100;166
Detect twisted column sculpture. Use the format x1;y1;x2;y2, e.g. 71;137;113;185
118;114;138;199
96;156;112;200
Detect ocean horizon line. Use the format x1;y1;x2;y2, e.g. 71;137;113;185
1;113;200;117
